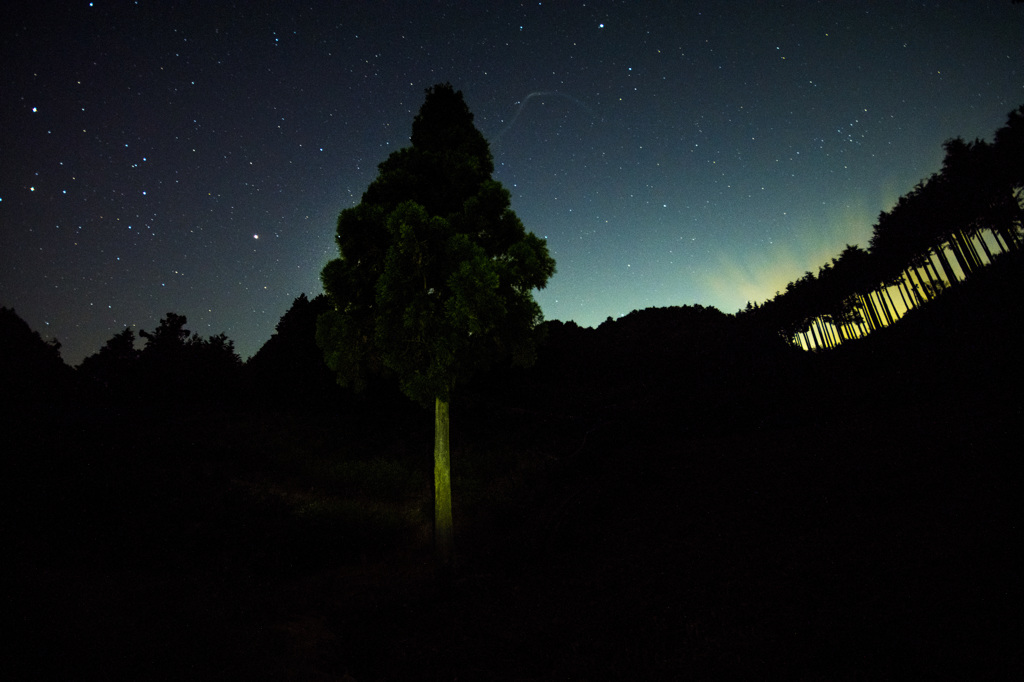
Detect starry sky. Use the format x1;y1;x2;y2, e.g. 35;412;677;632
2;1;1022;366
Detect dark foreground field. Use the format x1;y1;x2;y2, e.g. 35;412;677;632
7;263;1022;680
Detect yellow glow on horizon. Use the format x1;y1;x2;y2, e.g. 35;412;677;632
700;199;884;310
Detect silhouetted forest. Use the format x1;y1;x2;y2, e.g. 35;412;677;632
741;105;1024;350
4;107;1022;679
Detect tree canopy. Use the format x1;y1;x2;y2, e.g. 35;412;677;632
76;312;242;407
317;83;556;404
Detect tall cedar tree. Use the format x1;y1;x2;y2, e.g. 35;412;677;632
317;84;556;566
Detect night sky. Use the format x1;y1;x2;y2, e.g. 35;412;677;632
3;1;1022;366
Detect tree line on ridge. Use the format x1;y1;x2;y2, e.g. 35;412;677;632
740;104;1024;350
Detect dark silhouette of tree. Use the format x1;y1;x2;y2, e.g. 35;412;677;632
77;327;139;396
136;312;193;403
0;306;73;409
247;293;342;406
990;105;1024;250
993;105;1024;183
139;312;191;355
192;332;243;402
134;312;242;408
317;83;556;567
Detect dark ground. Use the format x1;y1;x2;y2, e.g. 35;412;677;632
6;258;1022;680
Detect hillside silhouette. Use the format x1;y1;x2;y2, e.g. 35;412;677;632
5;245;1021;678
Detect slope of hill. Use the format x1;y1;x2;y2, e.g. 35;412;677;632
5;253;1021;679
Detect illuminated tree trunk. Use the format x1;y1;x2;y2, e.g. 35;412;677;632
860;294;881;332
855;297;869;333
884;286;902;321
948;233;975;277
809;319;824;350
896;277;912;311
994;222;1020;253
975;231;994;264
874;290;893;326
820;318;837;348
434;396;454;567
963;230;984;269
910;266;931;303
872;290;888;327
876;289;891;326
991;227;1009;254
899;272;919;308
900;272;915;307
821;318;835;348
933;246;959;285
925;257;944;291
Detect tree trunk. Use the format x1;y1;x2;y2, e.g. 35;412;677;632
434;396;454;567
948;233;974;277
875;289;893;326
925;257;944;291
995;224;1019;253
910;266;931;303
821;318;837;348
905;270;923;307
810;319;824;350
861;293;881;332
896;277;913;311
933;246;959;286
991;226;1010;255
884;286;902;321
963;230;984;270
976;230;994;264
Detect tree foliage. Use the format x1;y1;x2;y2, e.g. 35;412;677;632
246;293;342;405
317;83;556;404
78;327;139;393
78;312;242;406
